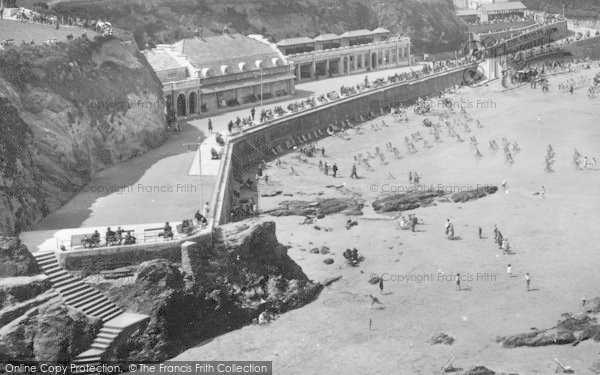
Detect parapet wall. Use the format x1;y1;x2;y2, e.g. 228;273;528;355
214;66;472;224
57;230;213;271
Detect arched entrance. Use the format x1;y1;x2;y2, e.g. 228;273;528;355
371;52;377;69
188;92;197;114
176;94;186;117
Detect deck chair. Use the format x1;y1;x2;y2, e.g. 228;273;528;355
553;358;574;373
441;357;456;373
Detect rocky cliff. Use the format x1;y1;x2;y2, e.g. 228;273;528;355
94;221;322;361
0;35;167;235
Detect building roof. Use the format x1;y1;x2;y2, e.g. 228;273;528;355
340;29;373;38
143;48;185;71
456;9;480;17
371;27;391;34
313;33;340;42
480;1;526;12
173;34;284;76
276;37;314;46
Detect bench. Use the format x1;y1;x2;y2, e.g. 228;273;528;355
70;233;98;250
143;227;166;242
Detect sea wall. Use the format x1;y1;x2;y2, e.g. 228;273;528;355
212;66;473;225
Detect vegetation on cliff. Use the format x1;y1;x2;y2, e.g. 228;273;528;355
49;0;465;53
0;36;167;235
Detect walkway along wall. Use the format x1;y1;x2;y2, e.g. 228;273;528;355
213;65;475;225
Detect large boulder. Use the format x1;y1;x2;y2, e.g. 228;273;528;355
135;259;184;290
0;274;52;310
0;237;40;277
0;300;101;361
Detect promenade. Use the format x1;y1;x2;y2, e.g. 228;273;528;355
20;64;420;253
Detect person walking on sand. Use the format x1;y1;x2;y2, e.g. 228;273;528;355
332;163;338;178
369;294;384;308
409;171;413;185
478;226;482;239
525;273;530;291
350;164;359;179
208;118;213;134
455;273;461;291
506;264;512;277
324;162;329;176
445;219;452;235
379;278;384;294
493;224;498;242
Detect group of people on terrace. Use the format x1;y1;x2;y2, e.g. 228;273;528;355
216;59;471;136
79;227;136;249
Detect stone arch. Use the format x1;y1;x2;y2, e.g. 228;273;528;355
176;93;186;117
255;60;264;69
238;62;246;72
220;65;230;74
188;91;197;114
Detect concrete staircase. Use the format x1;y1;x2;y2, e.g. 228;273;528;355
33;251;123;323
32;251;126;368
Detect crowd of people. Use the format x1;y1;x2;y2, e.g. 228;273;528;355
220;59;472;136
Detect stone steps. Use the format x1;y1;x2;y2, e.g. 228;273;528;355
32;251;126;367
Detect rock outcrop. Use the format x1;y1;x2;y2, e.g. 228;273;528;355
96;221;321;362
500;313;600;348
0;237;41;277
372;186;497;213
0;300;101;361
264;198;364;217
0;36;167;235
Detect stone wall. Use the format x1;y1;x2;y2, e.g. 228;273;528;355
57;230;213;271
212;66;473;225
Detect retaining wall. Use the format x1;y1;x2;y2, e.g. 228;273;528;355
213;65;474;225
57;230;213;271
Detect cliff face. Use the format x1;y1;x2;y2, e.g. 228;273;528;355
0;36;167;235
52;0;464;53
96;221;322;361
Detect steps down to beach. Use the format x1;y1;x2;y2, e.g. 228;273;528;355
33;251;123;322
32;251;149;369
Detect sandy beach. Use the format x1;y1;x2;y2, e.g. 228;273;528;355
173;67;600;374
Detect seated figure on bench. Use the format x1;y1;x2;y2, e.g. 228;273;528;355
195;210;208;228
106;227;117;246
211;147;221;160
160;222;174;240
123;231;136;245
82;230;101;248
115;227;124;245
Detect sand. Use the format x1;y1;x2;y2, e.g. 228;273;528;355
173;66;600;374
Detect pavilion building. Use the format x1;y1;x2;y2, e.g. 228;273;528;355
143;32;295;118
276;28;411;81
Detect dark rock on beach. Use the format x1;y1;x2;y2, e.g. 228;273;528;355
264;198;364;217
